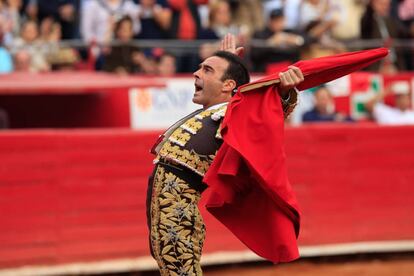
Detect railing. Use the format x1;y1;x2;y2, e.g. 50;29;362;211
10;38;414;54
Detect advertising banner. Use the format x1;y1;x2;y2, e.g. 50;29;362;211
129;78;199;130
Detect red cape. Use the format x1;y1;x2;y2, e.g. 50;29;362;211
202;48;388;263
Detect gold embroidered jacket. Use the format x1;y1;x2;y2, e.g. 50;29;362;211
152;89;297;177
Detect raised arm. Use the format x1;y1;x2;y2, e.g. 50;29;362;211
220;34;245;57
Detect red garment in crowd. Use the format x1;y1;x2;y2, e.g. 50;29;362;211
168;0;207;40
203;48;388;263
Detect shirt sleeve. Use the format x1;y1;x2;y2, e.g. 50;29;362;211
80;1;96;42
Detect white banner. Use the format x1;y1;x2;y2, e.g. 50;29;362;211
129;78;199;130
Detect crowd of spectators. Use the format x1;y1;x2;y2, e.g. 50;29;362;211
1;0;414;75
1;0;414;127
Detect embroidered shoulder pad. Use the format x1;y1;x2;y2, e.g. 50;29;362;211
211;105;227;121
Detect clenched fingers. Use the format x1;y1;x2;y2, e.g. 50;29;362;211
279;66;304;88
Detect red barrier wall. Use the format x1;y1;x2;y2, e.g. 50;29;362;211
0;92;132;128
0;72;164;128
0;125;414;269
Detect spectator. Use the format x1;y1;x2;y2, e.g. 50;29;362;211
393;0;414;28
298;0;342;30
81;0;140;44
136;0;171;39
166;0;207;72
299;0;346;59
24;0;79;39
156;51;176;76
197;0;246;60
167;0;207;40
58;0;80;39
0;45;13;72
302;86;353;122
263;0;302;31
366;81;414;125
392;0;414;71
251;8;307;72
39;16;61;42
103;16;148;74
208;0;245;39
0;0;22;44
331;0;366;40
9;20;50;71
360;0;410;72
47;47;79;71
231;0;264;37
13;49;31;71
0;27;13;73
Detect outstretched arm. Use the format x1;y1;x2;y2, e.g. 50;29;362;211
221;34;304;94
220;33;304;117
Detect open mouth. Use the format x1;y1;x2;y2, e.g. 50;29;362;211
194;83;202;92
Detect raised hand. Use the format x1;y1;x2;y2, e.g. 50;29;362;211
220;34;244;57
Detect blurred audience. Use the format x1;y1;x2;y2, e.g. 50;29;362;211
231;0;264;37
47;47;79;71
299;0;346;59
103;16;146;74
136;0;171;39
0;0;21;45
156;51;176;76
298;0;342;30
13;49;31;71
331;0;366;40
262;0;302;31
0;46;13;72
302;86;353;122
366;81;414;125
360;0;411;72
167;0;207;40
25;0;79;39
9;20;50;71
0;26;13;73
39;16;60;42
81;0;140;44
207;0;244;38
393;0;414;31
251;8;307;72
0;0;413;75
197;0;247;61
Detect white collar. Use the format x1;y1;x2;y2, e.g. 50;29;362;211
205;102;228;111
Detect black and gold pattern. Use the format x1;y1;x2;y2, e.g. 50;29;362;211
148;99;296;275
157;142;214;176
169;128;192;147
150;165;205;276
155;105;226;177
169;108;219;148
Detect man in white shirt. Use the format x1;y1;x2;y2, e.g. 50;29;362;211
367;81;414;125
81;0;140;44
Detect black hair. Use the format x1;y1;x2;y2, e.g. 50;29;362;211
115;15;133;36
269;8;284;19
212;51;250;91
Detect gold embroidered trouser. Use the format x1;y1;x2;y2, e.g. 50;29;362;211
148;164;206;276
